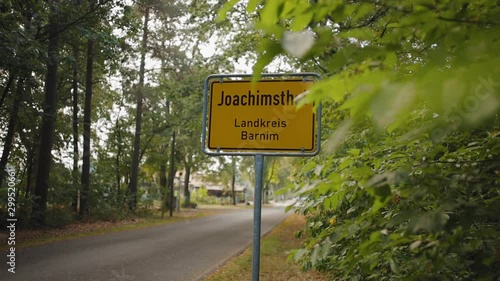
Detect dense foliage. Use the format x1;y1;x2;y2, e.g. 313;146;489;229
220;0;500;280
0;0;233;225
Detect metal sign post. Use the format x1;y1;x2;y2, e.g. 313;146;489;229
252;154;264;281
201;73;321;281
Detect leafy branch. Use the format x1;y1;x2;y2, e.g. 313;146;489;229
415;158;500;167
437;16;498;25
36;0;115;41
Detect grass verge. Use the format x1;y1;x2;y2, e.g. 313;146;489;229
205;214;328;281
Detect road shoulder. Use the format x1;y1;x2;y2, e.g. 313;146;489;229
204;214;329;281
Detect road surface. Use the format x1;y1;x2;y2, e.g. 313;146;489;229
1;207;289;281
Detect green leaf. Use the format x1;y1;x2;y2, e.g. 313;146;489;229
366;184;391;198
366;184;392;213
301;159;317;173
369;231;381;243
260;0;284;26
351;166;373;179
293;248;308;262
383;52;398;67
371;82;416;130
291;10;313;31
389;258;400;274
409;210;450;234
347;223;360;237
217;0;240;22
252;39;283;77
329;189;346;210
348;148;360;157
322;197;331;209
320;238;332;259
280;1;296;18
339;157;352;170
351;3;375;22
409;240;422;251
247;0;262;13
310;244;320;267
340;28;377;41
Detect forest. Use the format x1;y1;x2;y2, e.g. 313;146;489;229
1;0;499;280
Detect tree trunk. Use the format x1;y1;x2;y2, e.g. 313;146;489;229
160;162;167;218
0;77;22;187
129;6;150;212
115;141;121;203
31;3;59;225
184;165;191;207
80;28;94;219
113;111;123;204
71;46;79;214
0;74;15;110
24;146;35;198
263;158;275;204
18;128;37;198
168;131;176;217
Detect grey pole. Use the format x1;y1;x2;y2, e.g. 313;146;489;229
252;154;264;281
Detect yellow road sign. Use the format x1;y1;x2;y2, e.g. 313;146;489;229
206;78;318;153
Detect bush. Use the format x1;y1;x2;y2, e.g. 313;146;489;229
182;201;198;209
291;126;500;280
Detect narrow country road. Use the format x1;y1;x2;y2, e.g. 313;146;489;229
1;207;289;281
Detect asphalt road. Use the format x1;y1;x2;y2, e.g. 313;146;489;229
1;207;289;281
